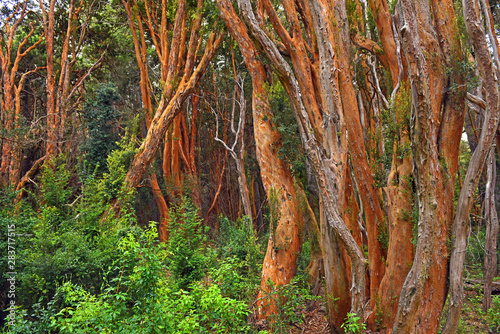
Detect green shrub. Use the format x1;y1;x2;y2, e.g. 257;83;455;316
341;312;366;334
44;224;250;334
263;275;320;333
218;216;261;274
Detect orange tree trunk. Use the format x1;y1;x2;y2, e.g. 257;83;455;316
217;0;304;319
121;0;223;199
123;31;223;189
360;0;415;328
0;1;42;187
391;0;466;332
442;0;500;330
233;0;368;320
39;0;102;162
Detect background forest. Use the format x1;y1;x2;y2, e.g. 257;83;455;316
0;0;499;333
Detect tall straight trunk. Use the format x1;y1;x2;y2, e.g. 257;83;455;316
482;147;499;312
39;0;57;160
355;1;415;328
217;0;304;318
39;0;101;162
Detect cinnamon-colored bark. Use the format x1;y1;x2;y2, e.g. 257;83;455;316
0;2;42;187
232;0;368;321
391;0;467;332
362;0;415;327
38;0;102;162
217;0;304;318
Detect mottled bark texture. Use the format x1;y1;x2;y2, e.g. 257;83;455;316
233;0;367;322
392;0;466;332
217;0;304;318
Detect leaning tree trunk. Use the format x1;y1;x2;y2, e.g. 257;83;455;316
123;31;223;189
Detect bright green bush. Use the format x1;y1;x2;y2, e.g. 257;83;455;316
2;146;256;334
44;224;250;334
341;312;366;334
263;275;320;333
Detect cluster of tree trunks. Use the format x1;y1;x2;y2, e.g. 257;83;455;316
3;0;500;333
214;0;500;332
1;0;104;188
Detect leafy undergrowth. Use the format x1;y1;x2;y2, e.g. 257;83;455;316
458;285;500;334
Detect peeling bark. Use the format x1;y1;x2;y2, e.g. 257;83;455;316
392;0;466;332
232;0;368;320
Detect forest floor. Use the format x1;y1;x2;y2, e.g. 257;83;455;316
288;301;331;334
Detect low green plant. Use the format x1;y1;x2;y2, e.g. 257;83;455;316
41;223;250;334
218;215;262;278
487;295;500;333
264;275;320;333
341;312;366;334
